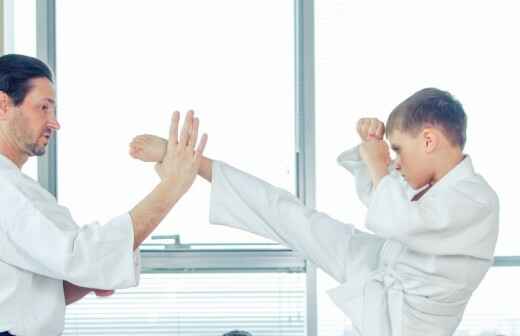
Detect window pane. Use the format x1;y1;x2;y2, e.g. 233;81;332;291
56;0;295;244
315;1;518;252
458;267;520;335
12;0;36;56
7;0;38;179
64;272;305;336
317;270;351;336
315;0;519;333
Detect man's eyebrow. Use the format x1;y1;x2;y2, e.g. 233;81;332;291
41;98;56;106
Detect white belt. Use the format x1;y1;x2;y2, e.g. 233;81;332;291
328;268;404;336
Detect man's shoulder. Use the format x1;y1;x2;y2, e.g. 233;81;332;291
0;170;54;207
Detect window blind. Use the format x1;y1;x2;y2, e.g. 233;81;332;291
64;273;305;336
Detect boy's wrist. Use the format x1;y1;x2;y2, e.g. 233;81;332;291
367;162;389;187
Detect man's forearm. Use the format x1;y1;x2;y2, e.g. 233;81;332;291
130;180;186;250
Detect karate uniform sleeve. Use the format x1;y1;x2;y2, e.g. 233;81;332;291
337;146;413;207
209;161;385;283
365;175;499;258
336;146;375;207
0;181;140;289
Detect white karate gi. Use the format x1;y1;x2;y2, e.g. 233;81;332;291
209;146;499;336
0;154;140;336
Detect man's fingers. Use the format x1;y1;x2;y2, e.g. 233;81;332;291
189;117;199;149
179;110;193;146
195;133;208;159
94;289;115;297
168;111;180;147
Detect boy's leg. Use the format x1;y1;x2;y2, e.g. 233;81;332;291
129;133;386;281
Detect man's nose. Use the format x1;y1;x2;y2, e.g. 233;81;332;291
47;116;61;131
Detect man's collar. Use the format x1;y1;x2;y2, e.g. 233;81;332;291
0;152;21;172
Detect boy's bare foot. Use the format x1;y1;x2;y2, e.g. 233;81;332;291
129;134;168;162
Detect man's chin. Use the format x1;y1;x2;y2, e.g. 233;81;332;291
25;144;46;157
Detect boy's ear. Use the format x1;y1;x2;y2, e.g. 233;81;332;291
0;91;11;120
422;128;438;153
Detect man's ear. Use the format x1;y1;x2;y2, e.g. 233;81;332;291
0;91;11;120
422;128;438;153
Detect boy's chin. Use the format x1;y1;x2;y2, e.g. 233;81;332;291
410;181;430;190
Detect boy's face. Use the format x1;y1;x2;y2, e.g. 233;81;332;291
388;129;433;189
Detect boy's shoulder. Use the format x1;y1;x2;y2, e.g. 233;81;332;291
453;173;499;208
439;155;499;209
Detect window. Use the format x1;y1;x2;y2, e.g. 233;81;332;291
1;0;38;179
55;0;295;245
52;1;306;335
315;1;520;334
22;0;517;334
64;272;306;336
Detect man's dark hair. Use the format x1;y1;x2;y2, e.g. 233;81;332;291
0;54;53;106
386;88;467;149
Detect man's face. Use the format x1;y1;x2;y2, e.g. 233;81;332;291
388;129;432;189
8;77;60;156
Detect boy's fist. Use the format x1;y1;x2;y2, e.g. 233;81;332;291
357;118;385;141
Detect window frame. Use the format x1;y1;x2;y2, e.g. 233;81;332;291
34;0;317;334
27;1;517;335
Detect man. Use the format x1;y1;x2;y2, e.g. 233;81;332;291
0;54;207;336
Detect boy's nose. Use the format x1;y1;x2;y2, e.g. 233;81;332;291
394;160;401;170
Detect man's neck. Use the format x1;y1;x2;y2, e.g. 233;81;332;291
0;136;27;169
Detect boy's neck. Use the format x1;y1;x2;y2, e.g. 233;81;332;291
430;148;464;185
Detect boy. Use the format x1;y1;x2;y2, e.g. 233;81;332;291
129;88;498;336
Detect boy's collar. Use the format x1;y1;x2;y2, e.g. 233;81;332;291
427;154;474;192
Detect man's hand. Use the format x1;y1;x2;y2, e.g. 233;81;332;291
357;118;385;141
129;111;208;250
360;139;391;187
64;281;115;305
94;289;115;297
154;110;208;193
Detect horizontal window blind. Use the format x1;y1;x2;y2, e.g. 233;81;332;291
64;273;305;336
